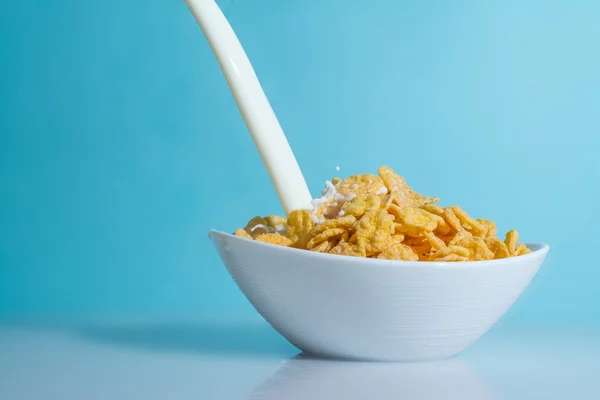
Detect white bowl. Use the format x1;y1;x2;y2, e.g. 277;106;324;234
209;230;549;362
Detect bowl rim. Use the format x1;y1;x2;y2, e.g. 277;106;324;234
209;229;549;269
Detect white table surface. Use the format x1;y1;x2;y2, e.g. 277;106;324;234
1;318;599;399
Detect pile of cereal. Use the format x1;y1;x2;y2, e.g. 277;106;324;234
234;166;531;261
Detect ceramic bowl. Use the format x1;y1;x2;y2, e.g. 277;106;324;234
209;230;549;361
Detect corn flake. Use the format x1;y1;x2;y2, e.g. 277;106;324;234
514;243;532;256
389;205;438;236
255;233;293;246
389;234;405;244
402;235;433;255
422;204;444;216
349;210;394;255
429;245;470;261
449;206;485;236
431;214;452;236
329;242;367;257
377;243;418;261
477;218;497;238
454;235;494;261
485;237;510;259
423;231;446;250
286;209;315;242
380;191;399;211
434;254;470;262
306;228;346;250
340;230;350;243
378;166;439;207
311;240;333;253
443;207;464;232
341;194;382;218
448;230;473;246
505;229;519;255
310;215;356;236
337;174;384;196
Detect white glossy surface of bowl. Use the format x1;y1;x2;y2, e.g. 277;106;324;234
209;230;549;361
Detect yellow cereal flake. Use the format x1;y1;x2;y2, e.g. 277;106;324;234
341;194;382;218
235;228;252;239
349;210;394;256
433;254;470;262
389;205;438;236
454;235;494;261
390;234;405;244
286;209;315;242
337;174;384;196
429;245;470;261
380;191;400;210
431;214;452;236
423;231;446;250
514;243;532;256
392;222;403;234
421;204;444;216
448;230;473;246
290;235;312;250
311;240;333;253
449;206;485;236
477;218;497;238
485;237;511;259
306;228;346;250
505;229;519;255
402;235;432;255
255;233;293;246
329;242;367;257
378;166;439;207
377;243;418;261
310;215;356;236
443;207;464;232
340;230;350;243
331;177;341;185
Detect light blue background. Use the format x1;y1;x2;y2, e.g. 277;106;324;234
1;0;598;323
